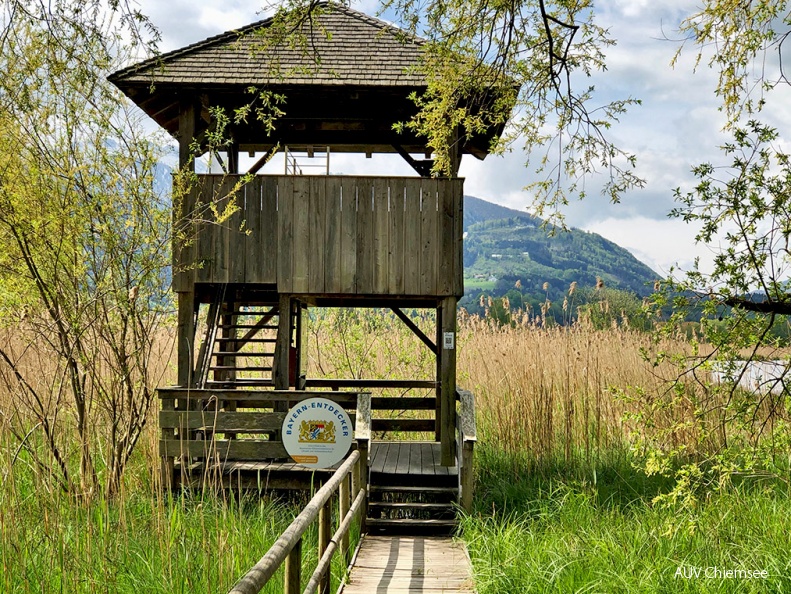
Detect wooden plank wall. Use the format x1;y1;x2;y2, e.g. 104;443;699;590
173;175;463;297
158;389;360;463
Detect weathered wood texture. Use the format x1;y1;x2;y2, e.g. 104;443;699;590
456;389;477;512
173;175;464;297
158;389;367;471
228;450;365;594
370;442;456;477
341;536;476;594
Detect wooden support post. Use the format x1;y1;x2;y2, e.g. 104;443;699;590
174;99;197;341
339;472;350;565
435;303;442;442
318;498;332;594
274;295;292;390
350;455;360;506
457;389;477;513
177;292;196;388
228;141;239;174
221;301;237;438
358;442;368;530
178;99;198;171
160;394;175;491
461;439;474;512
440;296;457;466
284;538;302;594
350;451;362;534
295;301;306;390
448;125;462;177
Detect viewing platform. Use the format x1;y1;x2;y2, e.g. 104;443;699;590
174;174;464;299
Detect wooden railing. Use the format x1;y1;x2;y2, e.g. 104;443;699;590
157;389;369;491
227;444;369;594
173;174;464;298
456;389;477;512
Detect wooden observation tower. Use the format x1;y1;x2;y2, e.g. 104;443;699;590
110;3;503;532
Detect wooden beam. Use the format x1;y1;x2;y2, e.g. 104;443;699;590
447;125;462;177
159;411;286;432
247;146;279;175
213;150;228;174
177;292;196;387
178;99;198;171
371;397;436;410
391;308;437;354
233;309;278;350
371;419;435;433
157;388;359;405
274;295;292;390
391;143;433;177
228;141;239;174
435;303;442;441
440;296;457;465
160;439;289;460
304;379;437;389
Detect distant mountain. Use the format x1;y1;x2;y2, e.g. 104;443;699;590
462;195;659;302
463;196;536;231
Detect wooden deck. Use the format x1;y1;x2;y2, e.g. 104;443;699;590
370;442;456;476
341;536;475;593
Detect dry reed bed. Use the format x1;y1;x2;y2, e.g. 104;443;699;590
1;311;702;472
456;317;694;460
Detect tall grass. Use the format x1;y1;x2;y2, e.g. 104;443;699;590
463;446;791;593
1;309;788;592
453;316;791;593
0;322;354;593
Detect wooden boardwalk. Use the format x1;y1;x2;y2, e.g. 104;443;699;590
341;536;475;593
370;441;457;476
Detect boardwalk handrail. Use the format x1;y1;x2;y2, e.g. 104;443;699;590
228;392;370;594
456;388;477;512
228;451;362;594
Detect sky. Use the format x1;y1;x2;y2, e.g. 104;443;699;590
134;0;791;279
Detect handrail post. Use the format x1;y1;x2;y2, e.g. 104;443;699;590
355;392;371;530
339;472;350;565
350;453;361;538
284;538;302;594
318;498;332;594
456;389;477;513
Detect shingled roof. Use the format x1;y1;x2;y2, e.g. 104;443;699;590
109;3;506;160
109;3;427;88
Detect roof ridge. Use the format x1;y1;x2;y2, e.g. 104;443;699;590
109;2;424;82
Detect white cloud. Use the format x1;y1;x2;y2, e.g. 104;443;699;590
127;1;791;279
583;216;717;277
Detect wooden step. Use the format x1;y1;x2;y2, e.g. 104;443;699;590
204;379;275;387
209;365;272;371
369;471;457;489
368;502;455;511
366;518;458;527
218;323;279;329
368;502;457;519
216;338;277;344
369;485;457;496
365;518;459;535
213;351;275;357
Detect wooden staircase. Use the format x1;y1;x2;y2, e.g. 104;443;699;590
194;289;283;388
366;442;459;535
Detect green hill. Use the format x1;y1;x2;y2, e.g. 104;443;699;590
462;195;659;306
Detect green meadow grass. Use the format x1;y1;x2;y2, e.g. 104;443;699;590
0;446;358;594
462;446;791;593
